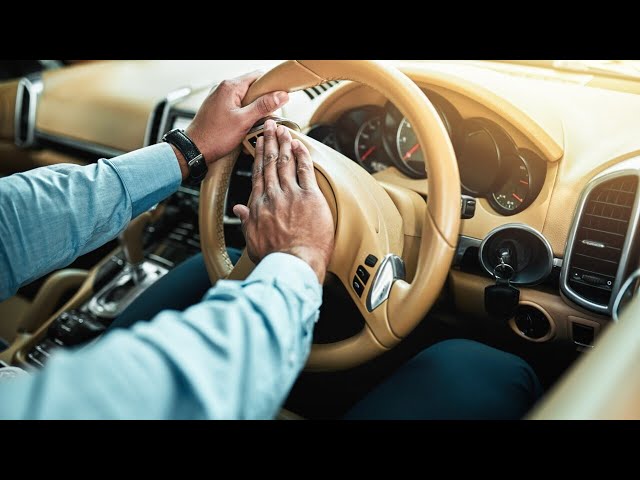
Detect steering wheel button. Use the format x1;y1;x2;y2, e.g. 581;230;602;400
352;276;365;297
356;265;370;284
365;254;378;267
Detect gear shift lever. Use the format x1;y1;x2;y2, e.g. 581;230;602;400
88;210;168;319
119;212;152;284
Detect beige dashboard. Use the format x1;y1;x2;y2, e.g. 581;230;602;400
29;60;640;258
11;59;640;349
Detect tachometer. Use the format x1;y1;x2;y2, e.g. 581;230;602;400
491;154;531;213
354;116;390;173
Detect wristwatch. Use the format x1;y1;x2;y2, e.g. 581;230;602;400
162;128;208;186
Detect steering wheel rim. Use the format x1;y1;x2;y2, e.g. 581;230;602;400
199;60;461;371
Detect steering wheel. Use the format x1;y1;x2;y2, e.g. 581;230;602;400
199;60;460;371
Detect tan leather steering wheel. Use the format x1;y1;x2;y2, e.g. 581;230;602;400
199;60;461;371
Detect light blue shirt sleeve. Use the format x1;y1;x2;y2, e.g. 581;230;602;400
0;142;182;300
0;253;321;419
0;143;323;419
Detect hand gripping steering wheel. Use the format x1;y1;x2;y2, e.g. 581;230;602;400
199;60;461;371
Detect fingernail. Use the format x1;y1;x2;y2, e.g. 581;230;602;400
274;91;288;106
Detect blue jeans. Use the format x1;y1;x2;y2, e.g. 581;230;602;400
111;252;542;419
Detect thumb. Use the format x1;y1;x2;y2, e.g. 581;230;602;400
232;204;250;224
242;91;289;123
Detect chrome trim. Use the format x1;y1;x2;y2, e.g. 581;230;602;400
453;235;482;266
560;168;640;316
553;258;564;268
581;239;605;249
366;254;406;312
87;261;168;319
143;86;193;146
478;223;554;286
14;73;43;148
612;268;640;323
35;131;125;158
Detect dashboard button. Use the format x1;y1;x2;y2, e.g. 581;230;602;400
352;276;365;297
365;254;378;267
356;265;370;285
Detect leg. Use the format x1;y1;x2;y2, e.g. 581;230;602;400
344;339;543;420
108;247;243;331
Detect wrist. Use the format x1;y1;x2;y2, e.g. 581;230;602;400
281;246;328;284
169;144;189;181
185;125;218;165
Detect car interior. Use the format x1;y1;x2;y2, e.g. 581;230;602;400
0;59;639;419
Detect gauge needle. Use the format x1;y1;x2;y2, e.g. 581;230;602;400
361;145;377;161
512;193;524;203
519;180;529;186
403;143;421;160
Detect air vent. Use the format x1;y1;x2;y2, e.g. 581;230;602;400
14;74;43;147
563;174;638;312
143;86;191;146
302;81;341;100
144;99;168;146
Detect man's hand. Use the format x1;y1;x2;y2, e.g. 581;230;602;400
172;71;289;180
232;120;334;283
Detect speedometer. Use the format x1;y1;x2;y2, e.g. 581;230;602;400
396;118;425;167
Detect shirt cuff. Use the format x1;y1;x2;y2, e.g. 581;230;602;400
248;252;323;301
106;143;182;218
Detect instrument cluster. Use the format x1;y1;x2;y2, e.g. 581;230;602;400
306;89;547;216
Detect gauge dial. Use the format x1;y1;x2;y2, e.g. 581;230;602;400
354;117;389;173
306;124;341;152
396;118;425;168
492;155;531;212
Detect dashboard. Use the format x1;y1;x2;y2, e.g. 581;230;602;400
6;59;640;364
307;89;547;216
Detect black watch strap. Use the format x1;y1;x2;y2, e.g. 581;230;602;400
162;128;208;186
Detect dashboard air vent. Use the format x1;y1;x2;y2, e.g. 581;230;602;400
14;74;43;147
144;99;168;146
565;175;638;309
303;81;340;100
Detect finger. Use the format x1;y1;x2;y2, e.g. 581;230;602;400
276;126;296;191
262;119;280;192
251;136;265;197
241;91;289;125
291;139;316;190
232;204;250;224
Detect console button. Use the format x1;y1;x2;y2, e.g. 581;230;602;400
49;311;106;346
356;265;370;285
352;276;365;297
365;254;378;267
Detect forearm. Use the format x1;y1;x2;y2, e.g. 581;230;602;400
0;253;321;420
0;143;181;300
